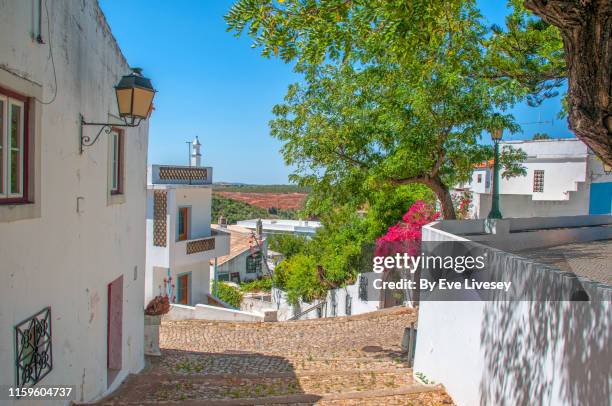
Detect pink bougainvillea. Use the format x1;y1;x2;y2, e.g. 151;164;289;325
375;200;440;257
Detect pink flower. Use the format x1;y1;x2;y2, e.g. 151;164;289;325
375;201;439;259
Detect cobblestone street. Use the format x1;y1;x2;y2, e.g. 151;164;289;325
96;307;453;405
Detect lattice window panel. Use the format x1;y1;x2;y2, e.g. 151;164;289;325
153;190;167;247
345;294;352;316
158;166;208;181
533;170;545;193
15;307;52;388
186;237;215;254
359;275;368;301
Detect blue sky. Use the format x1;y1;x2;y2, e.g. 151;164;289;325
99;0;572;184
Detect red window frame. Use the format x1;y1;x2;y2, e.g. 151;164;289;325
110;128;124;195
0;85;30;205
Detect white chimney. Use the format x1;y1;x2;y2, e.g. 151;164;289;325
191;136;202;167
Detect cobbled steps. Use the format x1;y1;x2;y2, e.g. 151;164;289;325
90;307;454;405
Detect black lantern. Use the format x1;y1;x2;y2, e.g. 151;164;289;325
80;68;156;153
115;68;155;125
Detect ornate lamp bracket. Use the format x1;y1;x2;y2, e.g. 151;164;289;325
79;114;142;154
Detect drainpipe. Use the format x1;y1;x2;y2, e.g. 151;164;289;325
213;257;218;297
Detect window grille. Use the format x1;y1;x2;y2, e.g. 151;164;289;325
359;275;368;301
533;170;544;192
15;307;52;388
330;290;337;316
345;294;352;316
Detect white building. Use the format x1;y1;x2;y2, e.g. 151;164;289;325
145;138;230;307
458;138;612;218
237;218;322;236
0;1;150;402
211;224;268;284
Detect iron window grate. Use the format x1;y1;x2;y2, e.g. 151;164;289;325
15;307;52;389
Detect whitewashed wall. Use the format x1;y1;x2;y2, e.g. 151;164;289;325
268;273;381;321
0;1;148;403
415;220;612;406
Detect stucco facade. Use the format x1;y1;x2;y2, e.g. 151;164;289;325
0;1;149;403
458;139;612;218
145;164;230;307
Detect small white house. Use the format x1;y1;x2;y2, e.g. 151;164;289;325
0;1;151;402
458;138;612;218
145;138;230;306
211;224;268;284
237;218;322;236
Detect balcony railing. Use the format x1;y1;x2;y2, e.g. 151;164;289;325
150;165;213;185
186;237;215;255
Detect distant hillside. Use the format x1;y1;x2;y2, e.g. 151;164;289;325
213;184;311;193
215;191;307;211
212;195;300;224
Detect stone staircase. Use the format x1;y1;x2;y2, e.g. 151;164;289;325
91;307;453;405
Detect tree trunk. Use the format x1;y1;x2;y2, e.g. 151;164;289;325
524;0;612;166
426;176;457;220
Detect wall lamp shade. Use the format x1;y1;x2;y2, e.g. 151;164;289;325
490;128;503;141
115;71;156;124
80;69;156;153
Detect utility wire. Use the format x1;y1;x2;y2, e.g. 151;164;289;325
35;0;58;105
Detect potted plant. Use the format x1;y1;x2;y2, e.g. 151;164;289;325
143;277;174;356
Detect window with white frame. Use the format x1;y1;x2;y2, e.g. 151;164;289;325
533;170;544;193
0;88;28;204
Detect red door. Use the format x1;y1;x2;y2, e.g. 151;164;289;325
178;274;189;305
107;276;123;372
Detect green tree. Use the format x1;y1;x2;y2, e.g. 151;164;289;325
267;234;310;259
227;0;526;219
532;133;552;140
280;253;326;305
524;0;612;167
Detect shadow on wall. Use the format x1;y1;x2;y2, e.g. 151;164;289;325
479;297;611;405
90;349;320;404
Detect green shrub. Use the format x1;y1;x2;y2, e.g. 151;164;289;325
212;281;243;308
240;277;273;293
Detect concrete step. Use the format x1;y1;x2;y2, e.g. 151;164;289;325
153;352;411;376
94;369;421;404
94;383;449;405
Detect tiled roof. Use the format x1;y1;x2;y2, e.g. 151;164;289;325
210;224;264;266
474;159;494;169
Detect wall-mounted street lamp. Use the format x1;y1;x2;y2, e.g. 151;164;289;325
487;127;503;219
604;163;612;175
80;68;156;153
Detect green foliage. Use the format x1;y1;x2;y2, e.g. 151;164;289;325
267;234;309;259
213;281;243;308
212;195;270;224
278;254;326;305
484;0;566;108
499;146;528;179
224;0;545;300
226;0;535;220
532;132;552;140
240;277;273;293
272;185;433;302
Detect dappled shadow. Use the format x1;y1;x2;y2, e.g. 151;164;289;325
93;349;321;404
478;247;611;406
